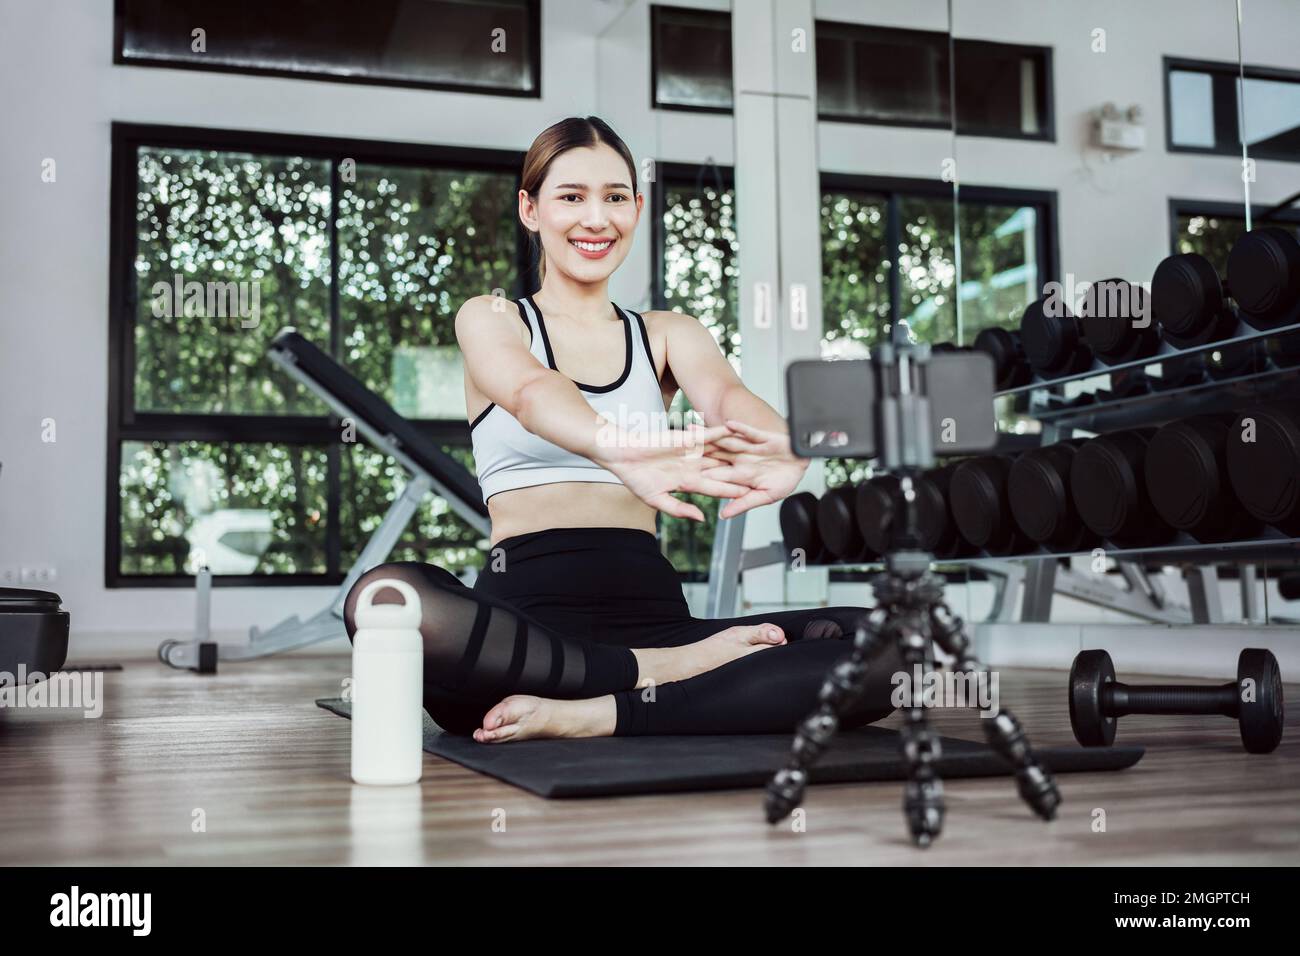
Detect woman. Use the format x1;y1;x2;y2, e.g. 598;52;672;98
344;116;902;743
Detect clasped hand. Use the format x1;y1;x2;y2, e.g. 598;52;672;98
599;418;808;522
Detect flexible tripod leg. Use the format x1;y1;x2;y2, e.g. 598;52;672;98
763;606;890;824
897;616;944;846
929;602;1061;820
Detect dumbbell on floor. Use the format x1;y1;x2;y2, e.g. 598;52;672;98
1069;648;1285;754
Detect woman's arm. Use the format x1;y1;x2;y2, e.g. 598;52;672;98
654;310;810;517
455;296;747;520
456;295;616;461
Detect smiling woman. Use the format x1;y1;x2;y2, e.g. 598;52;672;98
342;115;900;744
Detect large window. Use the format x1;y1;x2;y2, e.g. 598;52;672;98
820;176;1056;489
816;24;1053;140
109;124;526;586
1166;58;1300;161
115;0;541;96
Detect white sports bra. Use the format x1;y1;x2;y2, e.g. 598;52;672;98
468;295;667;503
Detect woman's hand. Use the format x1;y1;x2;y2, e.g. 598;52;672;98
597;423;752;522
703;419;810;519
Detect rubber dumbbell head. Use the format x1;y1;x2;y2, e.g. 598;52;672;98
1020;294;1094;378
1008;441;1100;551
1070;429;1176;548
1226;404;1300;536
780;491;829;565
817;485;875;562
1151;252;1238;347
1227;226;1300;328
1144;415;1262;543
974;327;1033;389
856;466;976;559
1079;278;1159;365
950;456;1036;555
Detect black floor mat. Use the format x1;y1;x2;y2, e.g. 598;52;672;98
317;697;1143;798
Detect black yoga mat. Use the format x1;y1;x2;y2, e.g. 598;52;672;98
317;698;1143;798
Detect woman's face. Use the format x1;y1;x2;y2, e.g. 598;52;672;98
520;144;643;283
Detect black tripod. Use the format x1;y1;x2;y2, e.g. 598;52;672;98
765;345;1062;846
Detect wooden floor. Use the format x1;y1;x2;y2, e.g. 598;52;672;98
1;651;1296;866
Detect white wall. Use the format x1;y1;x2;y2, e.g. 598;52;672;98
1;0;1297;657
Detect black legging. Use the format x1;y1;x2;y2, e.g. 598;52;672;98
342;527;902;736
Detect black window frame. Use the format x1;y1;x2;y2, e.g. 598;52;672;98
107;122;531;588
649;3;735;115
1164;56;1300;163
814;21;1056;143
112;0;543;98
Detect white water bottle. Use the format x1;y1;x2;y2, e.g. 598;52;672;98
350;578;424;785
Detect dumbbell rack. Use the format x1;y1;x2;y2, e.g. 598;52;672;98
1006;316;1300;438
986;313;1300;626
704;317;1300;630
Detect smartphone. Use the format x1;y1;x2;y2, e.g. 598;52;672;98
785;351;997;458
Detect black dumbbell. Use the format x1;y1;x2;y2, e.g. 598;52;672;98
950;456;1036;555
1008;440;1101;551
817;485;876;562
856;465;977;558
1020;294;1094;378
1069;648;1284;754
1144;415;1263;543
1227;227;1300;329
1070;428;1176;548
780;491;831;564
1150;252;1240;347
974;327;1033;389
1079;277;1159;365
1226;404;1300;536
920;462;980;559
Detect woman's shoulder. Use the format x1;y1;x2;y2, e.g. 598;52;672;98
638;308;701;331
454;294;530;345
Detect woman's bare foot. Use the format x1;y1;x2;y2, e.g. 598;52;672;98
473;694;617;743
632;623;786;688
